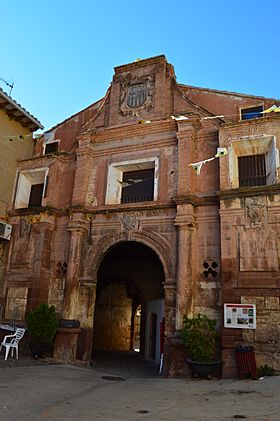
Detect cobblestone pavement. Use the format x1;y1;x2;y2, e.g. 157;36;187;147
0;354;279;421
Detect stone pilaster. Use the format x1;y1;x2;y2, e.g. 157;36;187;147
176;120;199;196
175;204;196;331
62;223;87;320
164;278;176;336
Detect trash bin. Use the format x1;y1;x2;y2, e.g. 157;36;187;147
235;345;257;379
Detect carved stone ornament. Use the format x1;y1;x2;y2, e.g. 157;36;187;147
121;212;139;231
119;73;154;116
245;196;266;227
19;218;31;238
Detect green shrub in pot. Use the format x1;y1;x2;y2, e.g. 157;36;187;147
27;304;58;357
182;313;218;362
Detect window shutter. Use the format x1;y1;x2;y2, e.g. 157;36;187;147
266;140;277;185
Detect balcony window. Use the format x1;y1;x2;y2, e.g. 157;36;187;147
106;158;159;205
121;168;154;204
14;168;49;209
228;135;279;189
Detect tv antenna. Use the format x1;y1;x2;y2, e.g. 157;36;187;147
0;76;14;96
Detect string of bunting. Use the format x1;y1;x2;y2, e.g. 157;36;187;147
188;147;228;175
1;105;279;141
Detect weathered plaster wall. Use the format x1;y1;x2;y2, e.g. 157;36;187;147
0;110;35;299
0;110;34;217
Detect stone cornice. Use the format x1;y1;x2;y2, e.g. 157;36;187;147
70;201;175;215
90;120;176;143
173;194;218;206
76;143;95;159
221;114;280;130
176;118;202;133
9;202;176;219
89;136;177;157
217;184;280;200
17;152;76;166
67;221;88;234
175;214;196;229
114;55;167;73
9;206;66;218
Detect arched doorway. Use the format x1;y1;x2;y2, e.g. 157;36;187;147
93;241;165;364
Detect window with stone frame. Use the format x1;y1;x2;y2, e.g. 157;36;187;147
105;158;159;205
44;141;59;154
14;168;49;209
43;138;60;155
228;135;278;189
240;105;264;120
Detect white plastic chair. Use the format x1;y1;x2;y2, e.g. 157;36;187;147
0;328;25;360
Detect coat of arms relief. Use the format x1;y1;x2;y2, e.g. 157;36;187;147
245;196;266;228
239;196;278;271
118;73;154;116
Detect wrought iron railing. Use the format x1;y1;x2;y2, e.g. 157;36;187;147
121;194;154;204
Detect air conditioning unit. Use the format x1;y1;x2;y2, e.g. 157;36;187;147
0;221;12;241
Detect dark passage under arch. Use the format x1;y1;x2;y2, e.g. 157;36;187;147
93;241;165;363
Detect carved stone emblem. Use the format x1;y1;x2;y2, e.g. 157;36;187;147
119;74;154;116
19;218;31;237
245;196;266;227
127;84;147;108
121;212;139;231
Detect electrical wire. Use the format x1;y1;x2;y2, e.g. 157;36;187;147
0;76;14;96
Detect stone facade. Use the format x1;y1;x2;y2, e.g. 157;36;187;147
3;55;280;376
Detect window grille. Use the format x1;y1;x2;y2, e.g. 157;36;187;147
121;168;154;204
238;154;267;187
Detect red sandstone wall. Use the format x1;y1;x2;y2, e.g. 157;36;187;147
219;116;280;376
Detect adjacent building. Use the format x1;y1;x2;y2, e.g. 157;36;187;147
0;88;43;303
3;55;280;376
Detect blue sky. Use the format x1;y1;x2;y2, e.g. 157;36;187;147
1;1;279;131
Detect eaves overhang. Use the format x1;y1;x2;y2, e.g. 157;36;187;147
0;87;44;132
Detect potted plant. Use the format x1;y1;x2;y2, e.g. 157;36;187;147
182;313;221;378
27;304;58;358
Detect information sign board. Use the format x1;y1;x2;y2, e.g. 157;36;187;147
224;304;256;329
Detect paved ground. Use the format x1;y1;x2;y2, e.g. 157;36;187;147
0;352;279;421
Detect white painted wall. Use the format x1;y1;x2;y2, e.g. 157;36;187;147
145;299;164;364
